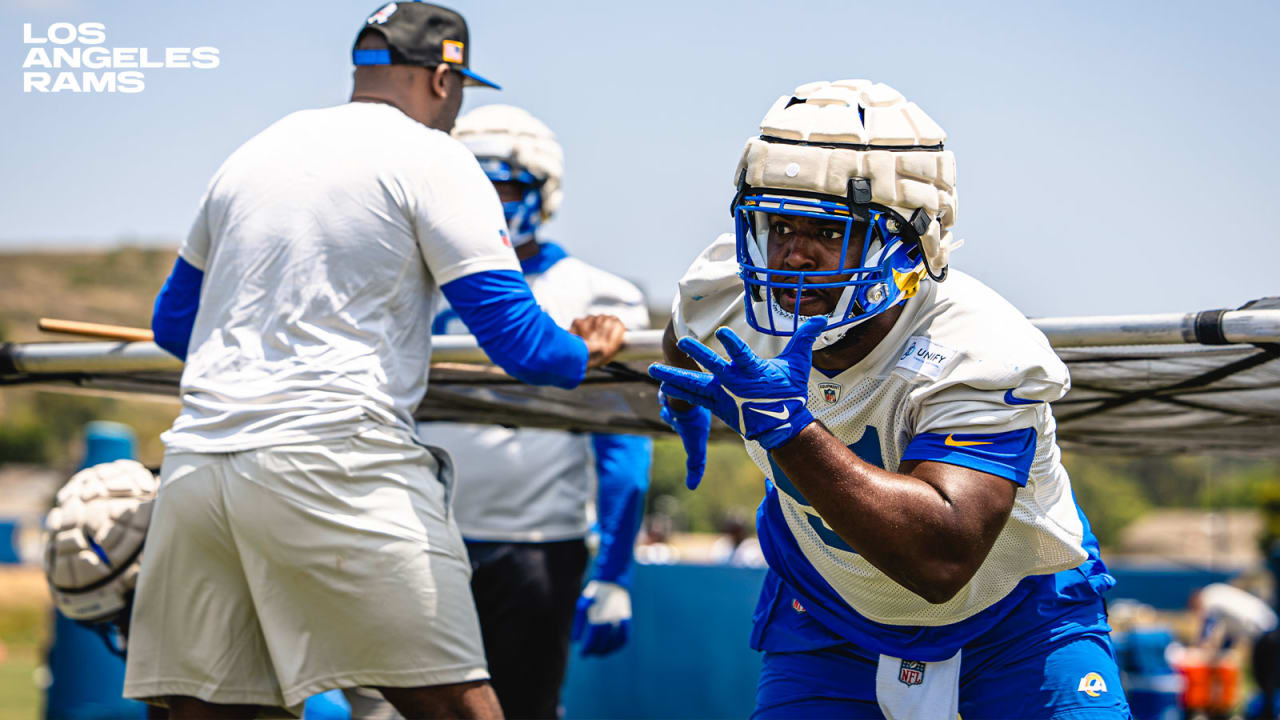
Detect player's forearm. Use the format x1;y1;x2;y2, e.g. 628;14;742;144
771;422;994;604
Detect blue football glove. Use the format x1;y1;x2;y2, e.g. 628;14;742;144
658;390;711;490
648;318;826;450
572;580;631;657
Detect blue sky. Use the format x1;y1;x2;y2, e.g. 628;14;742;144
3;1;1278;317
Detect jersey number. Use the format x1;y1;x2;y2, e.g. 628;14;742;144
767;427;884;554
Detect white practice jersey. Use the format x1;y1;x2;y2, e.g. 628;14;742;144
162;102;516;453
420;244;648;541
673;234;1089;627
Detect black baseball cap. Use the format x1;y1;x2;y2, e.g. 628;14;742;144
352;1;500;90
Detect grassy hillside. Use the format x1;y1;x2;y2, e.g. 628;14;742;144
0;247;174;344
0;247;180;468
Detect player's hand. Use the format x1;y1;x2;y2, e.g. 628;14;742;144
570;314;626;369
658;390;710;490
648;318;826;450
572;580;631;657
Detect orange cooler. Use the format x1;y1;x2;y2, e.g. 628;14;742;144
1177;660;1239;713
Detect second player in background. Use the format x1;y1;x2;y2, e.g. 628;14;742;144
347;105;653;720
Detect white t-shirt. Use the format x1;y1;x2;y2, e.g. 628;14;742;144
162;102;517;453
419;248;649;541
673;234;1089;627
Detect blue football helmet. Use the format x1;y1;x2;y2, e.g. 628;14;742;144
730;80;959;349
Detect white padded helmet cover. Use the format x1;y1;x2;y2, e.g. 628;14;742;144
453;104;565;219
43;459;157;623
735;80;959;274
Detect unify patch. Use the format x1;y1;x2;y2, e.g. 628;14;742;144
893;335;957;380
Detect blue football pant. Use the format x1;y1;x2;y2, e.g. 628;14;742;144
753;596;1129;719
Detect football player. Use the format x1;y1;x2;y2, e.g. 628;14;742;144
347;105;652;720
650;80;1129;719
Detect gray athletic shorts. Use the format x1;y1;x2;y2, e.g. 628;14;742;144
123;426;488;711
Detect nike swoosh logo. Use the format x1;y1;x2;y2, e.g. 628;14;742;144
945;434;993;447
1003;389;1040;406
749;406;792;420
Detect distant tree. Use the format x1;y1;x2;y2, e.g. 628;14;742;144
0;421;50;463
648;437;764;533
1063;453;1153;548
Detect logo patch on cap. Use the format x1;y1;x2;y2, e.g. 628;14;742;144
368;2;397;24
442;39;464;64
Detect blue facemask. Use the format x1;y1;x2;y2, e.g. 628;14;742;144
734;190;928;338
478;158;543;247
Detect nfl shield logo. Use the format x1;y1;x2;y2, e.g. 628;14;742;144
819;382;840;404
898;660;925;686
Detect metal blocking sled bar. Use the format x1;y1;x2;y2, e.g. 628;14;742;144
5;308;1280;376
3;304;1279;455
1032;308;1280;348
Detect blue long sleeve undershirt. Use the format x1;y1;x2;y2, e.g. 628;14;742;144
151;262;588;391
439;269;588;389
152;257;203;361
589;433;652;587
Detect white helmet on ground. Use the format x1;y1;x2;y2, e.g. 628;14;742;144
43;459;157;624
732;80;960;350
453;104;564;246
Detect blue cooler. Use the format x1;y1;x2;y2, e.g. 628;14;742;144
1114;627;1182;720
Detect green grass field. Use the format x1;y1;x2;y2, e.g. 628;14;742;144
0;568;51;720
0;647;40;720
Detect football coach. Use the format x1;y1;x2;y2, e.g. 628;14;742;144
124;3;626;718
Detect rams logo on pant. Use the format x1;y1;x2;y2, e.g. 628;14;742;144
1077;672;1107;697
